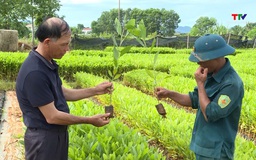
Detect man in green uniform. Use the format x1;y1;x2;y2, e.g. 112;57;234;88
156;34;244;160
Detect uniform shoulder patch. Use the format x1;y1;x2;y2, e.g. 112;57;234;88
218;95;231;108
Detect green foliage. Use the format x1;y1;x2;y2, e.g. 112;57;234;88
190;18;255;37
230;25;244;35
1;48;256;159
208;24;229;35
73;72;197;159
125;19;170;98
0;80;16;91
123;69;196;96
77;24;84;31
0;0;61;38
190;17;217;36
91;8;180;36
73;71;256;160
108;17;132;83
247;27;256;39
32;0;61;26
107;17;134;105
71;27;82;35
104;46;187;54
68;100;166;160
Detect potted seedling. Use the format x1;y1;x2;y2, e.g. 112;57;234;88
127;20;168;118
148;48;171;118
105;17;133;118
146;52;167;118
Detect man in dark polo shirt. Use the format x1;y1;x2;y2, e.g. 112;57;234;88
16;17;112;160
155;34;244;160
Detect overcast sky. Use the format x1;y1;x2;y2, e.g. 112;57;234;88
57;0;255;28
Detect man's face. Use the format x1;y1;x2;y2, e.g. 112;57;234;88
49;32;72;59
197;59;218;73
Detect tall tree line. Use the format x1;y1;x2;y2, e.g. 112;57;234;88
190;17;256;39
1;1;255;40
0;0;61;38
91;8;181;37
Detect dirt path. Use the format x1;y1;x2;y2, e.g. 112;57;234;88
0;91;24;160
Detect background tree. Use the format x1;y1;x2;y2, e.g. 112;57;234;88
77;24;85;31
190;17;217;36
91;21;102;36
32;0;61;26
208;24;228;35
128;8;143;23
247;27;256;39
0;0;31;37
229;25;244;35
71;27;81;35
30;0;61;46
243;22;256;36
91;8;180;37
91;9;123;36
0;0;61;39
160;9;180;36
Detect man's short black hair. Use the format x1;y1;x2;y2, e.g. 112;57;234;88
35;17;70;42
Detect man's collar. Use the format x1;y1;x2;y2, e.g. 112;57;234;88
31;47;57;70
212;58;231;83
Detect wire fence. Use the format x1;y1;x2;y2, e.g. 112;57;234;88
71;34;256;50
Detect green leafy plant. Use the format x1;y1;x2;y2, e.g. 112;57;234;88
125;19;160;89
106;17;134;117
126;19;170;118
146;50;171;118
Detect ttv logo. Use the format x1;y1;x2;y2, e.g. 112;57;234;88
231;14;247;20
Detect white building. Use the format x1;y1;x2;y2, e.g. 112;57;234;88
82;27;92;34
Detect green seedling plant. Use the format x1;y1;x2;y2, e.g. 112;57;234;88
127;20;170;118
106;17;133;117
146;49;171;118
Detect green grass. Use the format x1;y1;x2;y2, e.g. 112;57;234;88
0;80;77;91
0;80;16;91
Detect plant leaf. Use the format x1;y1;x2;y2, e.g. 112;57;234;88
125;19;136;29
113;73;122;80
153;51;159;66
91;141;98;152
112;35;118;47
108;70;113;78
150;38;156;52
146;69;154;79
113;67;118;75
120;46;132;57
135;37;145;47
164;75;172;79
138;20;146;40
113;46;119;63
115;18;122;36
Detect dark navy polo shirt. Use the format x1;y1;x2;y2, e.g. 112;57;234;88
188;58;244;159
16;48;69;130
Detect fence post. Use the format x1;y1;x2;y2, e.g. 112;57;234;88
187;34;190;49
156;35;159;47
227;33;231;44
253;38;256;49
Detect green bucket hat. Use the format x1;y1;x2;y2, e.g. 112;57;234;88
189;34;235;62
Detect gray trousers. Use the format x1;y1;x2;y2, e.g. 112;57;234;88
24;127;68;160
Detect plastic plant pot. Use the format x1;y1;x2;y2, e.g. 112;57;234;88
105;105;114;118
155;103;166;118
